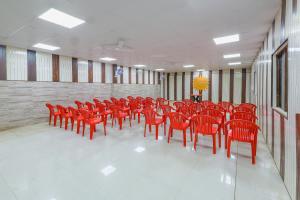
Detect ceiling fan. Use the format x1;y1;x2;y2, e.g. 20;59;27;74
101;39;134;52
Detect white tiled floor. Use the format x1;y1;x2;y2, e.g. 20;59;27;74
0;120;291;200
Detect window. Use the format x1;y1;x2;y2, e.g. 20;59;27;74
273;40;288;112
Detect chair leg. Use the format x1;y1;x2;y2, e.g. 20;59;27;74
225;133;228;149
138;113;141;124
144;123;147;137
65;117;68;130
71;119;74;131
90;124;94;140
251;142;256;164
168;127;172;143
227;137;232;158
212;135;216;154
82;123;86;136
118;118;123;130
155;125;159;140
190;126;193;142
104;123;107;136
183;129;187;147
77;120;81;134
149;124;151;132
49;113;52;125
194;133;198;151
218;131;221;148
59;116;63;128
164;122;166;136
54;115;57;126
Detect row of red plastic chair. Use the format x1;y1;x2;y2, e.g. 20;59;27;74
46;97;259;164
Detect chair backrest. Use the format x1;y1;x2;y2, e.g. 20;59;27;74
127;96;134;101
95;102;106;114
199;100;214;108
169;112;187;129
143;99;154;109
161;105;174;116
181;104;196;118
103;100;113;108
93;98;101;104
143;108;157;124
183;99;193;106
80;108;92;120
119;98;128;107
74;100;83;109
173;102;184;112
68;106;80;118
110;105;122;117
224;120;259;142
46;103;54;113
57;105;67;115
218;101;234;113
192;115;218;133
129;100;140;111
195;103;204;113
233;106;254;114
110;97;118;104
232;112;257;123
207;104;226;114
201;108;224;122
239;103;257;113
85;102;95;111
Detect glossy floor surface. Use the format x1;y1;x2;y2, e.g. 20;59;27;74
0;120;291;200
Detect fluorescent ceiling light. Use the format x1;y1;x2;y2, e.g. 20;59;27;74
197;69;205;72
213;34;239;45
101;165;116;176
100;57;117;62
38;8;85;29
228;62;241;66
183;65;195;68
134;64;146;67
156;68;165;71
33;43;60;51
224;53;241;59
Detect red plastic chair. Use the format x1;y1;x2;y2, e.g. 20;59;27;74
143;108;165;140
239;103;257;113
207;104;226;115
224;120;260;164
168;112;192;147
74;100;84;109
200;109;224;148
232;106;254;115
57;105;72;130
156;98;169;111
129;100;143;123
95;102;112;119
68;106;84;134
80;109;107;140
110;105;132;130
127;96;134;101
86;101;99;113
110;97;118;104
93;98;101;104
232;112;257;123
160;105;175;136
218;101;234;114
183;99;193;106
199;100;214;108
46;103;60;126
173;102;184;112
192;115;219;154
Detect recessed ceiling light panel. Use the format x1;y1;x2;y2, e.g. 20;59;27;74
228;62;241;66
197;69;205;72
214;34;239;45
134;64;146;68
100;57;117;62
224;53;241;59
33;43;60;51
38;8;85;29
183;65;195;68
156;68;165;71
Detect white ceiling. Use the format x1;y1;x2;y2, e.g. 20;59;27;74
0;0;281;72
